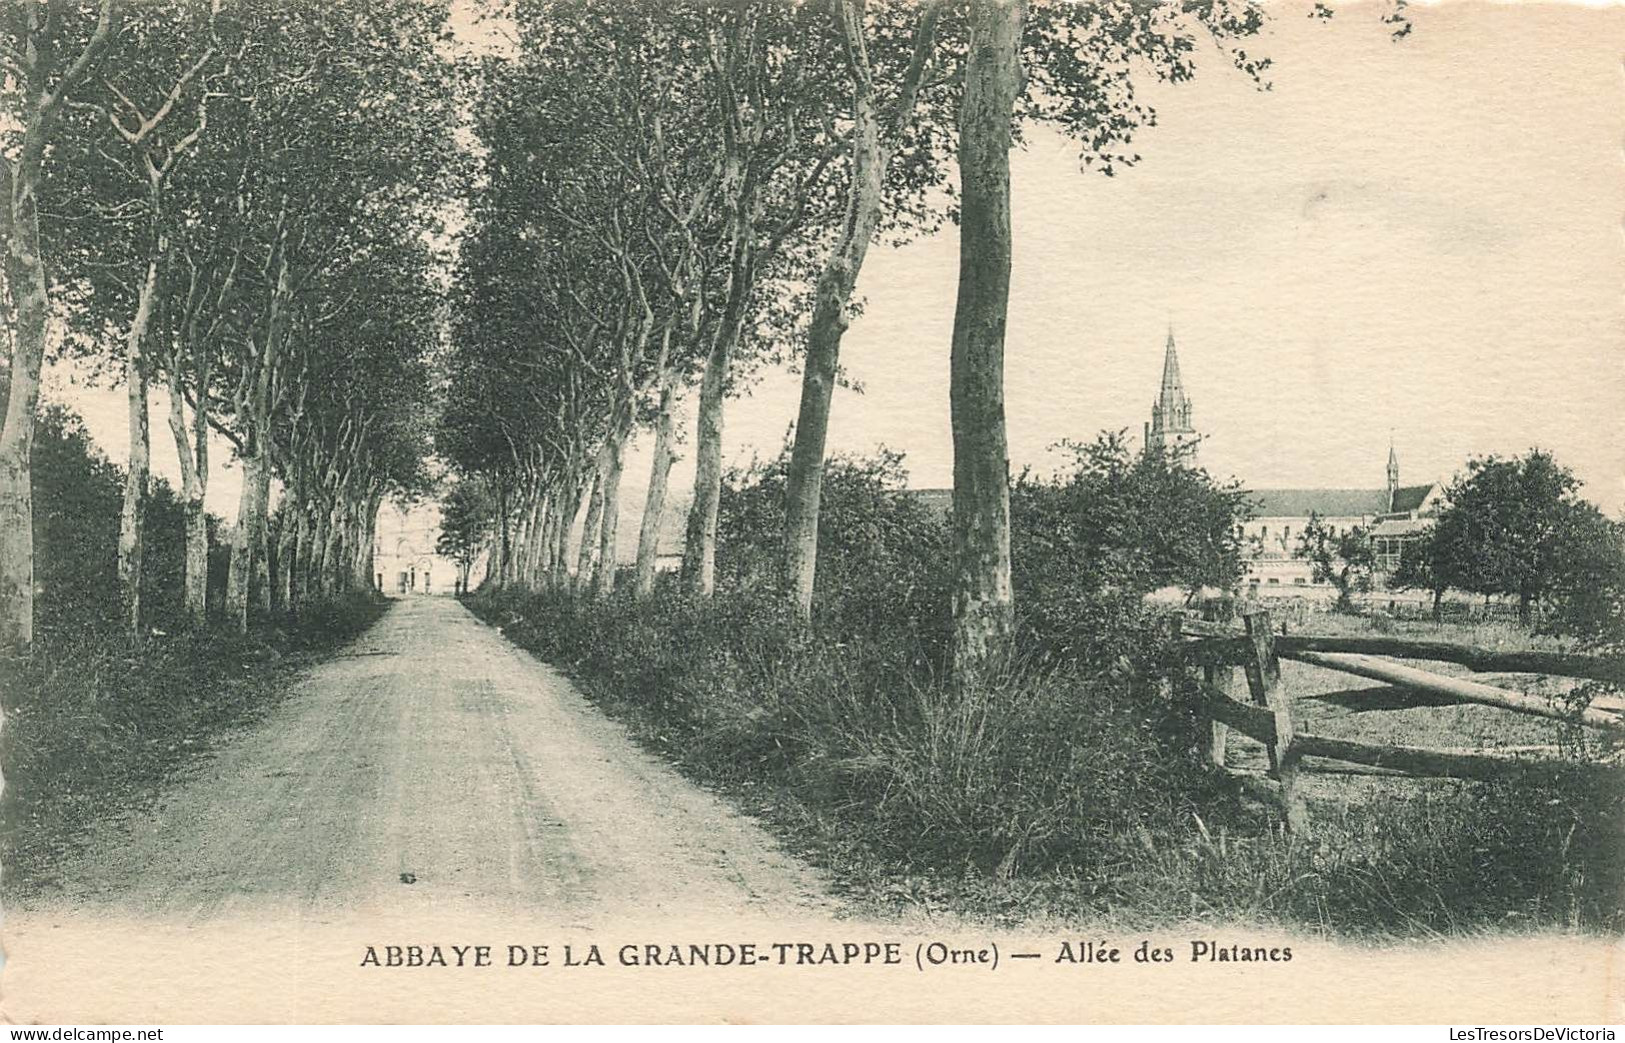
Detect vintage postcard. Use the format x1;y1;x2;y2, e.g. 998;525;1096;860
0;0;1620;1026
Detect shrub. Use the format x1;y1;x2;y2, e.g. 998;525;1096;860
30;403;224;635
1011;432;1251;668
715;445;952;659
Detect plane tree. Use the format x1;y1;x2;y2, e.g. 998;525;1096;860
48;2;233;635
944;0;1290;679
0;0;118;651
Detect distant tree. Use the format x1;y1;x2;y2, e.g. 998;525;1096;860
1294;513;1374;613
1013;433;1251;600
1009;432;1250;669
437;479;494;595
1389;535;1447;620
1420;450;1610;626
1541;508;1625;648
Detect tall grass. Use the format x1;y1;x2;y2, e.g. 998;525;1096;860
475;586;1625;937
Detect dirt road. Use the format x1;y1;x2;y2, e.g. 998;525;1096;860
31;596;833;926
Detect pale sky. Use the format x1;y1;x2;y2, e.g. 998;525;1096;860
46;1;1625;524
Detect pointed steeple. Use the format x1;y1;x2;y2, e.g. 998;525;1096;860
1386;436;1400;511
1160;327;1185;404
1146;327;1197;455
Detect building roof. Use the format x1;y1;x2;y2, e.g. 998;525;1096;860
1159;330;1188;412
1370;517;1432;537
1389;483;1436;514
1248;488;1390;519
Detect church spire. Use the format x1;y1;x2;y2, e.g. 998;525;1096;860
1386;437;1400;511
1160;327;1185;406
1146;327;1196;455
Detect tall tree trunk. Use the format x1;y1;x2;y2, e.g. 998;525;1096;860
635;373;680;598
948;0;1024;683
252;466;272;615
594;428;628;598
552;478;583;589
0;0;115;652
681;343;728;597
493;475;510;591
275;511;296;613
576;460;606;595
353;489;381;592
309;504;331;599
782;0;941;618
782;170;882;617
226;449;269;634
290;503;310;609
118;258;160;635
522;486;543;591
166;366;209;624
534;489;556;592
681;259;753;599
0;163;52;652
321;499;346;596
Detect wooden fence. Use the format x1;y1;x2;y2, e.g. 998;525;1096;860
1176;606;1625;834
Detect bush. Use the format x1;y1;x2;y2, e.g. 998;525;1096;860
30;404;228;635
1011;432;1251;669
715;446;952;658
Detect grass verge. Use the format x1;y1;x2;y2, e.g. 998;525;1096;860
471;588;1625;939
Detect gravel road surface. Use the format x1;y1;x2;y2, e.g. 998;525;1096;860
30;596;833;926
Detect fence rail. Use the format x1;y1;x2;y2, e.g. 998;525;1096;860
1180;606;1624;834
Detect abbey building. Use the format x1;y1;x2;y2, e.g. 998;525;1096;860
1143;331;1444;596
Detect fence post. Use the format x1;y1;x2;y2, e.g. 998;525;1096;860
1200;602;1232;769
1156;615;1183;702
1242;608;1309;834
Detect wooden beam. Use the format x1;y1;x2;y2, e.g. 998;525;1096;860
1178;622;1623;686
1201;685;1276;744
1276;635;1622;686
1302;683;1467;712
1244;610;1309;833
1200;602;1237;768
1287;650;1625;733
1291;732;1624;782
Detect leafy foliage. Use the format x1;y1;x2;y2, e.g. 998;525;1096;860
1411;450;1622;629
1010;432;1250;666
436;478;495;591
716;445;951;649
1294;512;1374;612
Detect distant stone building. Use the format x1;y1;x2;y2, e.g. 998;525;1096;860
1241;455;1445;594
372;499;473;595
1138;331;1444;598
